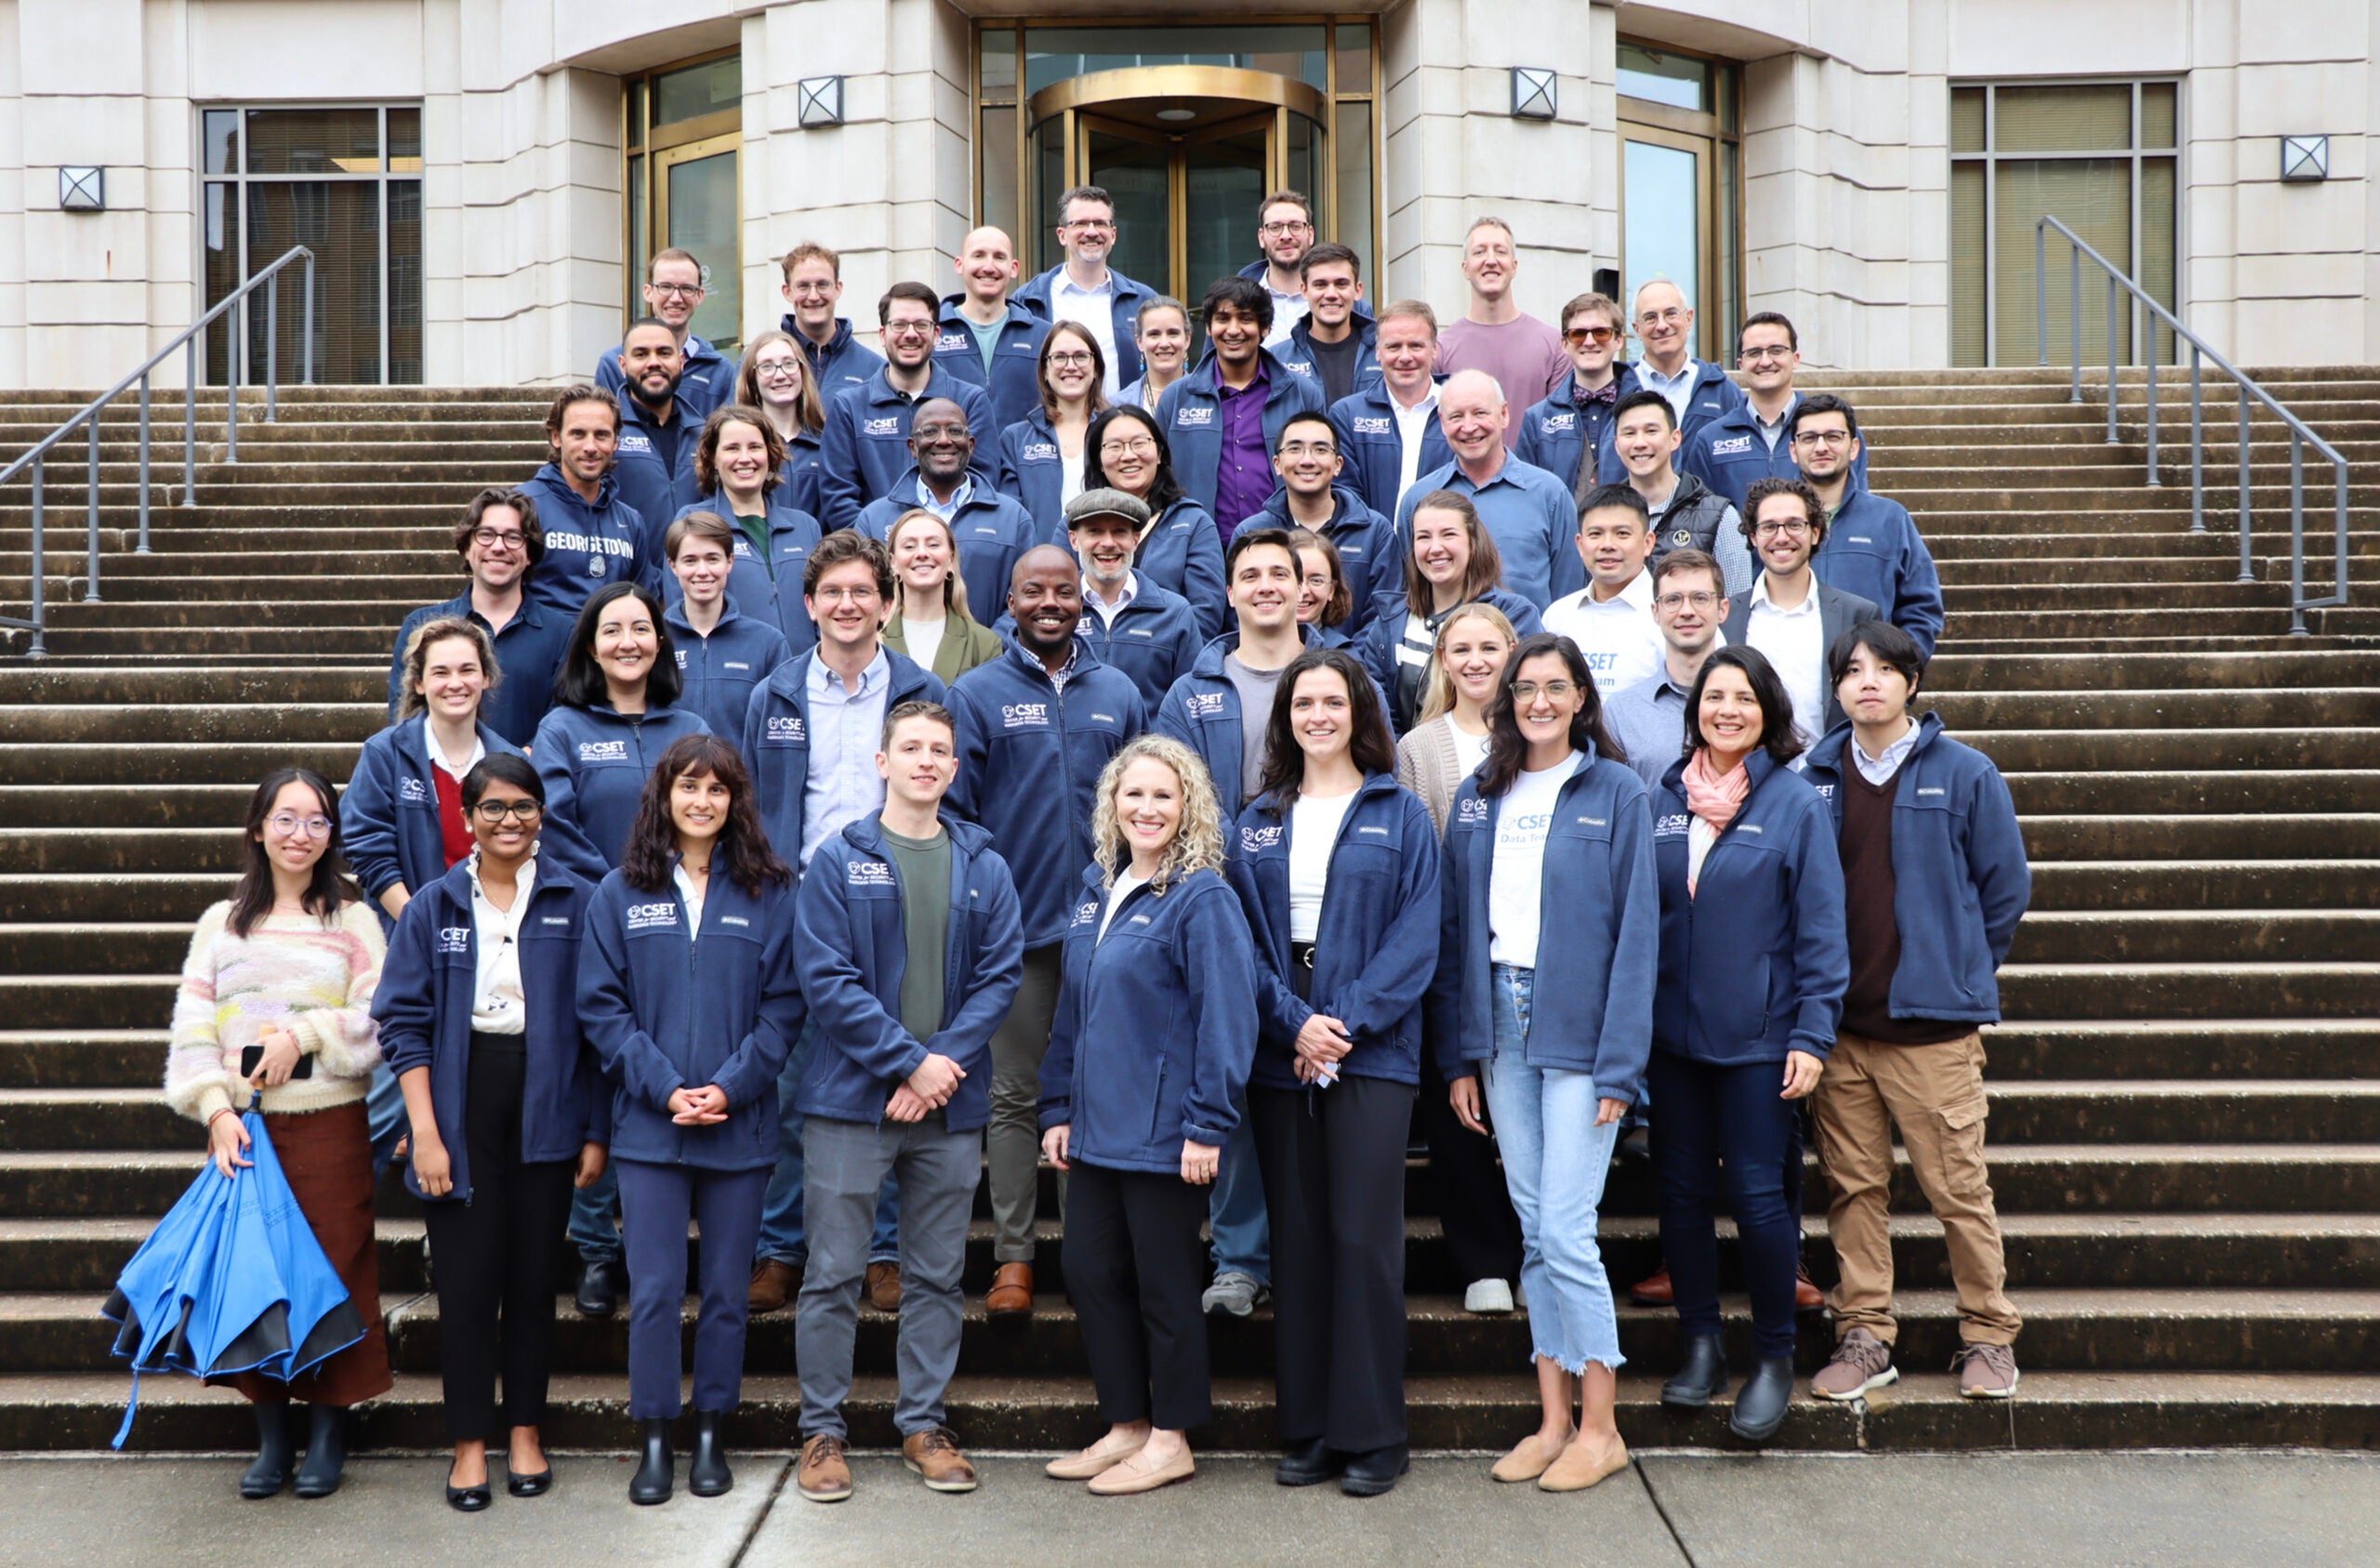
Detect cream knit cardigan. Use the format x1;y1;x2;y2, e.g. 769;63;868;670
165;900;387;1126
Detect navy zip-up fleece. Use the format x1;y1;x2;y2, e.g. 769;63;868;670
934;296;1051;434
1276;311;1382;397
528;703;711;884
993;407;1075;540
1226;772;1441;1088
1393;455;1583;610
793;812;1026;1131
666;600;793;742
945;637;1147;946
1803;712;2032;1024
1329;379;1452;521
781;428;826;521
1428;749;1659;1100
613;388;705;560
1155;347;1326;525
1250;484;1401;638
341;717;525;921
1814;487;1947;659
374;857;606;1203
1651;751;1849;1066
1680;396;1868;516
817;367;997;533
598;333;734;422
519;464;655;620
668;491;824;655
579;863;805;1170
1124;497;1228;640
996;574;1204;711
1037;864;1260;1173
1013;264;1159;387
857;470;1041;622
1157;626;1368;820
738;648;945;878
1514;362;1639;492
384;592;568;748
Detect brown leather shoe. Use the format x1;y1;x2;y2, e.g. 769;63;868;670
1795;1264;1825;1312
902;1426;979;1493
986;1261;1034;1316
748;1258;800;1314
866;1260;904;1312
797;1434;853;1503
1629;1267;1673;1306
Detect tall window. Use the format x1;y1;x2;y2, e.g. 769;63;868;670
623;50;743;355
202;106;422;385
1950;81;2179;366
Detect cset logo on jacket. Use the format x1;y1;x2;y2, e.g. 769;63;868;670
1173;407;1213;428
625;902;680;931
765;715;806;744
1000;702;1050;729
849;862;894;888
1022;442;1058;463
398;776;430;804
1184;692;1227;720
863;416;902;437
1456;797;1489;826
578;740;628;764
1240;824;1283;852
1710;434;1753;456
1350;415;1390;436
1655;812;1690;837
1539;411;1577;434
1073;898;1101;928
436;926;470;955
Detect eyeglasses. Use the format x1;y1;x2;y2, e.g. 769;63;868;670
1739;345;1795;362
1260;220;1313;236
1278;441;1338;459
1060;217;1114;233
811;585;881;604
1565;325;1619;347
1636;307;1687;327
469;799;544;824
750;357;801;380
1100;437;1157;457
469;528;528;548
1510;680;1578;702
267;812;333;838
649;283;705;300
1654;590;1720;611
883;322;936;340
1792;428;1854;448
1752;519;1813;538
1046;351;1095;368
911;422;971;442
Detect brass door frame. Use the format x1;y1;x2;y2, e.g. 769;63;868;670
653;130;745;354
1076;107;1276;297
1617;118;1721;361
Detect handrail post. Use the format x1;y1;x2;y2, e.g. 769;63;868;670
2069;245;2081;403
26;459;45;657
2287;434;2307;636
2333;458;2351;621
265;277;279;423
137;373;152;552
301;255;315;386
182;339;197;507
2144;314;2161;485
2237;388;2254;582
2105;272;2121;444
2035;221;2046;366
226;296;242;463
84;418;100;602
2188;347;2203;534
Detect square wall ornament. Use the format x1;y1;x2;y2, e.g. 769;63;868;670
58;165;104;212
1512;68;1557;121
799;75;845;128
2281;135;2329;181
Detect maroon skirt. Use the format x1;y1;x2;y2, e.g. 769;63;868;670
210;1099;393;1408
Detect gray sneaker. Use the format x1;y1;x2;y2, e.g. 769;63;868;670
1201;1271;1267;1317
1952;1341;2021;1399
1811;1327;1898;1401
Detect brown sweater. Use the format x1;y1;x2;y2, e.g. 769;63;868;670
1839;766;1972;1046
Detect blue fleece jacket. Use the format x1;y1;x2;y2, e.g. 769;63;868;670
597;333;734;422
1802;713;2032;1023
1276;312;1382;397
737;648;945;877
1226;772;1441;1088
945;637;1147;946
781;428;826;521
1641;359;1748;442
527;703;711;884
666;600;793;742
1124;497;1229;639
578;864;805;1171
1393;455;1583;610
793;812;1025;1131
385;592;568;747
374;857;606;1203
1329;379;1452;521
1651;750;1849;1066
612;389;705;560
1155;626;1364;820
1013;264;1159;387
1428;749;1660;1100
341;717;525;921
1679;397;1869;516
997;575;1204;711
817;367;998;533
1514;364;1639;492
1155;348;1327;529
993;408;1076;540
518;464;655;620
1250;484;1400;638
934;296;1051;435
751;315;884;400
855;473;1041;624
667;492;824;655
1037;864;1260;1172
1813;487;1946;659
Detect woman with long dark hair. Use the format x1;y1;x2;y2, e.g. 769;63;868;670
1431;633;1658;1492
670;402;823;653
1357;491;1545;733
1648;645;1846;1444
1082;403;1227;634
580;734;805;1506
374;755;607;1510
165;767;390;1499
998;321;1110;536
735;327;827;519
1224;648;1440;1496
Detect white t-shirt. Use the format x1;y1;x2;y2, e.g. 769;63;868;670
1540;570;1665;696
1487;753;1580;968
1288;789;1358;943
1099;870;1150;942
903;611;946;677
1449;723;1491;782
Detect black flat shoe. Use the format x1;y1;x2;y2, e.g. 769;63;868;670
506;1466;553;1497
239;1403;292;1499
1729;1355;1796;1443
689;1409;734;1497
445;1468;494;1513
1661;1332;1730;1409
575;1259;624;1318
1339;1443;1409;1498
1275;1437;1340;1487
629;1417;674;1506
293;1404;346;1499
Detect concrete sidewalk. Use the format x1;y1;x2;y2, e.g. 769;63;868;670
6;1451;2373;1567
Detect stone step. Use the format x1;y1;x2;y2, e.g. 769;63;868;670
2028;861;2379;911
1999;963;2380;1021
1964;729;2373;771
2002;771;2380;814
2014;816;2378;862
0;666;385;705
1934;688;2376;729
2007;911;2380;965
0;745;358;786
1987;1020;2380;1080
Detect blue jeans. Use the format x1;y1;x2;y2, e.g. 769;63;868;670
568;1165;622;1265
365;1062;408;1179
1481;963;1624;1375
756;1021;901;1267
1207;1121;1270;1285
1647;1048;1801;1358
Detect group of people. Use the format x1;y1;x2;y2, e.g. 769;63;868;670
165;189;2024;1515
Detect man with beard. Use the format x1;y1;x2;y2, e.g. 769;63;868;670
855;398;1039;620
820;283;997;532
612;319;705;558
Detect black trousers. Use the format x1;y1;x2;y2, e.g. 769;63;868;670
1064;1162;1211;1431
1252;1074;1415;1452
419;1036;576;1443
1416;1049;1524;1287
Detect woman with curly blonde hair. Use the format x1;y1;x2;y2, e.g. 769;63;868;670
1037;734;1257;1496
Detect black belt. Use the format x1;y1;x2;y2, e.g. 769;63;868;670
469;1030;527;1055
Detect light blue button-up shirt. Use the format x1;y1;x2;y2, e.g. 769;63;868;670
800;646;892;867
915;472;975;522
1636;358;1699;428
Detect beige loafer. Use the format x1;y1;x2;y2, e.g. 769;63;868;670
1045;1431;1146;1481
1085;1445;1196;1496
1489;1432;1560;1483
1538;1435;1630;1493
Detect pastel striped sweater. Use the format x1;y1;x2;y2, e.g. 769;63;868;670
165;900;387;1126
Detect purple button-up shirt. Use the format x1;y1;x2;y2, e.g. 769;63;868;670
1212;359;1272;542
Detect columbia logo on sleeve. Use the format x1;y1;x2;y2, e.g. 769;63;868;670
539;916;572;928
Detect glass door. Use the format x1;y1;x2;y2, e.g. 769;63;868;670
654;132;743;354
623;49;743;354
1620;124;1712;342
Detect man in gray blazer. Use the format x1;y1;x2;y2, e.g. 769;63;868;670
1721;476;1880;747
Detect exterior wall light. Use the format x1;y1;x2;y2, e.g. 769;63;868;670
799;76;845;128
59;166;105;212
1511;68;1556;121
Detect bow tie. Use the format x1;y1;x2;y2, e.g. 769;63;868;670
1572;379;1620;409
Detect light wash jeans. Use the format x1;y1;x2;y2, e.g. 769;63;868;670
1207;1123;1271;1285
1481;963;1625;1375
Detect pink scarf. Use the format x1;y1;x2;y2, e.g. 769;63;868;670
1682;750;1752;898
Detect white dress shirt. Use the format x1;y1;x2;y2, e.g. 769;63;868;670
1390;387;1439;512
1540;569;1665;696
1050;271;1122;400
1743;573;1827;748
467;851;536;1034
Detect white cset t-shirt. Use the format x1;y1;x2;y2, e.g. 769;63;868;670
1487;752;1580;968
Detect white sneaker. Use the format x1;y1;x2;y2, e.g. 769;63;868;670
1463;1278;1516;1314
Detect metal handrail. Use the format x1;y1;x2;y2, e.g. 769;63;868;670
2035;216;2348;636
0;246;314;657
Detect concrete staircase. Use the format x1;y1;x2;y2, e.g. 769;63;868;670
0;372;2375;1453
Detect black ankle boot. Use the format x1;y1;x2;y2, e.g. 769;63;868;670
688;1409;733;1497
1661;1332;1730;1408
1729;1355;1796;1443
629;1417;674;1506
239;1403;293;1499
293;1403;346;1498
1275;1436;1339;1487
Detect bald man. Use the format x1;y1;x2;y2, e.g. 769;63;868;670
1627;278;1745;442
937;226;1054;432
1390;368;1582;609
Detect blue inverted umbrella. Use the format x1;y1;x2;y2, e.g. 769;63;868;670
99;1098;366;1447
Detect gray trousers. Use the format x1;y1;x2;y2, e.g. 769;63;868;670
794;1113;984;1440
986;942;1064;1262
